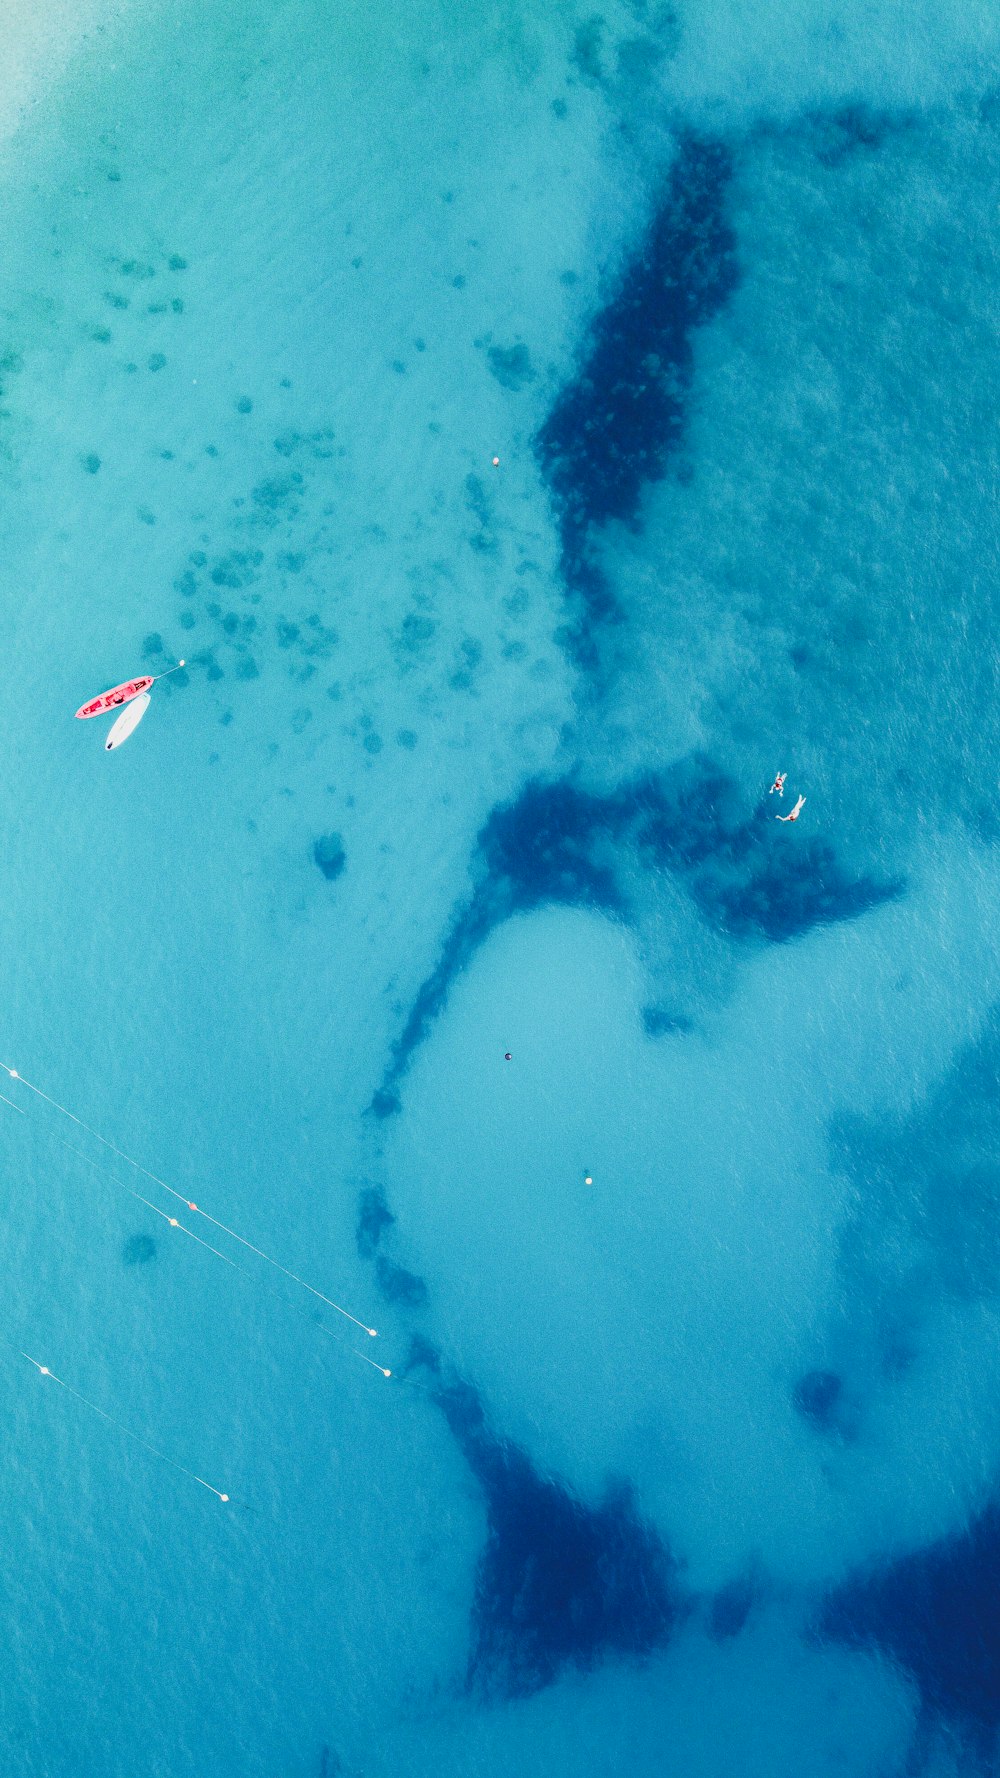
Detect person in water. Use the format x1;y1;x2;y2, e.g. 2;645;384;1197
769;771;787;796
776;794;806;823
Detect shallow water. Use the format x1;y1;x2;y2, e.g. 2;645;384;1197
1;1;999;1772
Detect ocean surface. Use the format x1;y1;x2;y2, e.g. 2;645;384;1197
1;1;1000;1772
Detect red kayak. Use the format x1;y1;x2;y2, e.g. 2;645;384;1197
75;661;185;721
76;676;154;719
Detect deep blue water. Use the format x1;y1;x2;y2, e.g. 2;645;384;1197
1;2;1000;1774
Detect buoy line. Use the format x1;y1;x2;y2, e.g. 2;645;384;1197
1;1062;379;1341
12;1344;230;1502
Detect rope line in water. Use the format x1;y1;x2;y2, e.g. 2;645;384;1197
56;1133;249;1271
16;1348;230;1502
0;1062;396;1510
30;1126;391;1380
1;1063;378;1339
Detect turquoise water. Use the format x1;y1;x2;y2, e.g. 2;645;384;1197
2;3;1000;1772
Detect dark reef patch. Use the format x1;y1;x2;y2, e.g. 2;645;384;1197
478;778;629;915
806;103;913;168
695;835;897;945
313;832;346;881
122;1232;157;1266
370;779;627;1110
708;1571;756;1641
356;1191;429;1307
535;133;738;661
355;1186;394;1260
642;1006;693;1037
374;1256;429;1309
631;756;902;945
570;14;606;84
792;1369;843;1432
831;1011;1000;1306
399;1333;441;1379
820;1502;1000;1752
438;1378;682;1698
487;343;535;392
370;758;902;1113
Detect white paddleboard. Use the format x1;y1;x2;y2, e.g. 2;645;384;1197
105;691;151;751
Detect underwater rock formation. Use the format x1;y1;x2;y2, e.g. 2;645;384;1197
820;1501;1000;1753
437;1378;682;1699
372;759;902;1112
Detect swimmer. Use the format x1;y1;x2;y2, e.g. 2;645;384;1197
776;794;806;823
504;1052;512;1061
769;772;786;796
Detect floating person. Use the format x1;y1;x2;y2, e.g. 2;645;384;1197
769;772;787;796
75;658;186;720
776;794;806;823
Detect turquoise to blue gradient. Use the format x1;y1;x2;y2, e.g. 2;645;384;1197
1;2;1000;1772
